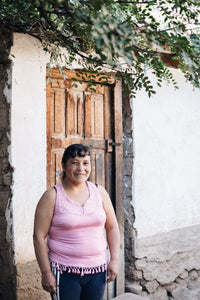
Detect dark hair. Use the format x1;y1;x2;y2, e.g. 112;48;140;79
61;144;91;179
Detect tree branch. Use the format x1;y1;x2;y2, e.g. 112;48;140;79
37;7;109;67
115;0;156;3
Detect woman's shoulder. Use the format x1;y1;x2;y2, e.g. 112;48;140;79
45;186;57;197
35;187;57;216
39;187;57;205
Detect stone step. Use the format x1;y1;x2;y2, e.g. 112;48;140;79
111;293;151;300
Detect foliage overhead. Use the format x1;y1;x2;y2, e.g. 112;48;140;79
1;0;200;96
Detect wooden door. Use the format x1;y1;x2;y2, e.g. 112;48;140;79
46;69;124;298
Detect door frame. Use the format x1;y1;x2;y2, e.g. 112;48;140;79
114;80;124;295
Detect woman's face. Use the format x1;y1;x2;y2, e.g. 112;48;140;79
62;155;91;184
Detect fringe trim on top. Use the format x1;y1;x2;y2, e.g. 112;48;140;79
50;261;108;276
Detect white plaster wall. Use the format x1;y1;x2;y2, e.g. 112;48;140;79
133;70;200;238
10;33;200;259
10;34;49;263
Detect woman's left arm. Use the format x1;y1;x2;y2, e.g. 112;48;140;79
98;185;120;283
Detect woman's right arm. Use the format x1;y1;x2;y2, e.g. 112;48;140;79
33;188;56;294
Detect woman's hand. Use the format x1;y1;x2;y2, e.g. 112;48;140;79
41;271;56;294
106;259;118;283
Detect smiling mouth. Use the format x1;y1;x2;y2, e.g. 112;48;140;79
75;173;86;175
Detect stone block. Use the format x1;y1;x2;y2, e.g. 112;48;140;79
0;158;10;173
112;293;150;300
187;270;200;289
123;137;133;156
126;283;143;295
144;280;159;293
171;281;187;299
0;142;8;158
123;159;133;176
164;282;177;296
179;270;188;280
0;216;7;232
188;277;200;289
141;292;150;298
189;270;198;280
0;105;9;130
152;287;168;300
132;270;143;281
124;176;133;197
123;114;132;133
124;206;135;227
3;172;12;185
0;195;9;214
175;278;186;285
177;286;200;300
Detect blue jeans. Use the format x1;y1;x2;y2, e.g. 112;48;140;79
51;270;106;300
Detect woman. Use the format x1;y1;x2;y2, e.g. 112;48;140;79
33;144;120;300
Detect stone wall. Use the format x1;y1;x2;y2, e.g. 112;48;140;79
126;224;200;300
0;30;16;299
122;93;136;284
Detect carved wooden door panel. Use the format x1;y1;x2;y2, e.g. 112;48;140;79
46;69;124;298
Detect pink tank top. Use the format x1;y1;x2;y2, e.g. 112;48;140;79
48;181;108;275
